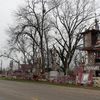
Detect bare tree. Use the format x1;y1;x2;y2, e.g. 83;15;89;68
1;0;96;76
13;0;58;72
1;26;38;70
51;0;95;75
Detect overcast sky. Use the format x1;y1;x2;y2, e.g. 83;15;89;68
0;0;25;68
0;0;25;49
0;0;99;49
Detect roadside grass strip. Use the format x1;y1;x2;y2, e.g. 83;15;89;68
0;76;100;91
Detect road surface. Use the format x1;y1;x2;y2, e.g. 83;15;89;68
0;80;100;100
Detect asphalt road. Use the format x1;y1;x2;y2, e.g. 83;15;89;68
0;80;100;100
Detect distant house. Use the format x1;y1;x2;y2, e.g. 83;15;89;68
12;64;33;79
20;64;32;73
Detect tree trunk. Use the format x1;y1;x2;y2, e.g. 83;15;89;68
40;38;45;73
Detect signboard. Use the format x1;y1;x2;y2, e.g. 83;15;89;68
49;71;59;81
81;73;89;84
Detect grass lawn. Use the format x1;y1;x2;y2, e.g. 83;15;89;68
0;76;100;91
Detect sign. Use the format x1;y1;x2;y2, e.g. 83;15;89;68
81;73;89;84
